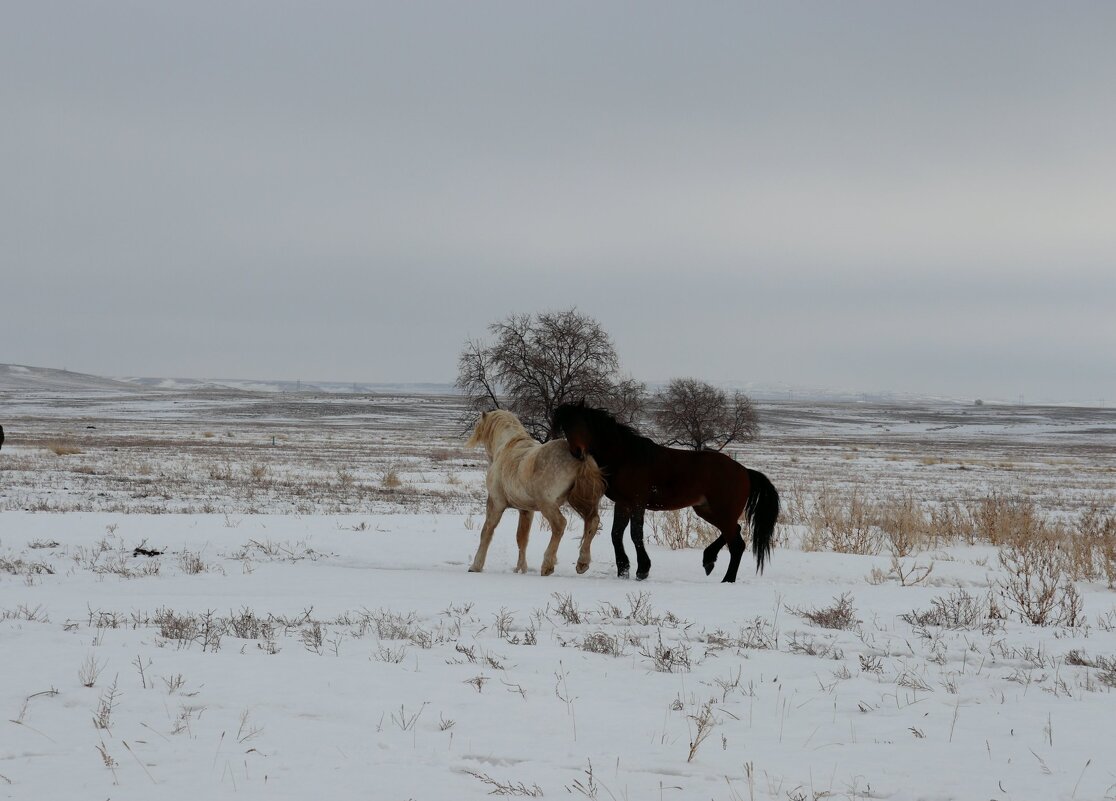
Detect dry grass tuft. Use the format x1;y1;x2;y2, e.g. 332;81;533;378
901;589;997;630
791;593;859;630
801;485;879;555
648;508;720;550
46;440;83;456
1064;650;1116;688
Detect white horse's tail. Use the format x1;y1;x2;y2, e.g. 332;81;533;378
566;455;605;519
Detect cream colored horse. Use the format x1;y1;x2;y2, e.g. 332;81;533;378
466;410;605;575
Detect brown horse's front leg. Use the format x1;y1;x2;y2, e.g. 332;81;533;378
630;508;651;581
702;535;726;575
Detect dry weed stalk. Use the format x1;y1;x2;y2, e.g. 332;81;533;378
687;699;718;763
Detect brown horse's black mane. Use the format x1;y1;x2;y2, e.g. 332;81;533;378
553;403;654;455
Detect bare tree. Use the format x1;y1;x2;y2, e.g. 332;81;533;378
456;309;646;440
605;376;648;427
456;338;502;421
652;378;758;451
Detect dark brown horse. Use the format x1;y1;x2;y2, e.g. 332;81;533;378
552;403;778;583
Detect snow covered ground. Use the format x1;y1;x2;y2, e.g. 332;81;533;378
2;390;1115;799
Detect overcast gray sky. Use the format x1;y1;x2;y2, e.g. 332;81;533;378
4;3;1114;402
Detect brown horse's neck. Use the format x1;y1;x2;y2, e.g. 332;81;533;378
587;433;648;473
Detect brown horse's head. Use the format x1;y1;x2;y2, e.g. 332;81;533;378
551;402;591;461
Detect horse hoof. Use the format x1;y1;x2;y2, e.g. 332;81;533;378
635;571;649;581
703;561;715;576
576;562;590;575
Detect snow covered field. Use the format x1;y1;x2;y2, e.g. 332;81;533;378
2;390;1115;799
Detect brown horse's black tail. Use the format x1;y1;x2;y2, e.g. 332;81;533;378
744;468;779;574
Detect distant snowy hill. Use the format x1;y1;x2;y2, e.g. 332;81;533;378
0;364;456;395
0;363;136;392
122;376;458;394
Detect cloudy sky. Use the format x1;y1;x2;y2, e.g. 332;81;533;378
4;3;1114;402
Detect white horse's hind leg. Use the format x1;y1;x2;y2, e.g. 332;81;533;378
469;497;507;573
575;508;601;574
539;506;568;576
514;510;533;573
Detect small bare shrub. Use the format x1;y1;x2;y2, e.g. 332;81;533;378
901;589;994;630
373;644;409;663
578;631;627;657
550;592;582;625
998;539;1084;627
46;440;83;456
0;555;55;576
465;770;543;797
247;463;270;483
929;501;976;544
155;609;198;643
380;465;403;490
640;630;691;672
177;549;211;575
648;508;719;550
971;494;1043;546
493;607;515;639
225;608;274;640
877;494;933;556
1064;650;1116;688
79;654;106;688
880;552;936;587
786;632;843;660
802;484;880;555
1;603;49;622
1073;502;1116;587
791;593;858;630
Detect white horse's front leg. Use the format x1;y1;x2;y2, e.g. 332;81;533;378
469;497;507;572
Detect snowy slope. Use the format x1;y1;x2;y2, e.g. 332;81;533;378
2;512;1115;800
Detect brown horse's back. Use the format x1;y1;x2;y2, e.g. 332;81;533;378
609;445;749;514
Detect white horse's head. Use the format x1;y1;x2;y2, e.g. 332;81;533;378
466;410;529;459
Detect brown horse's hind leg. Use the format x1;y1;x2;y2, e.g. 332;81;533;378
514;510;533;573
721;524;746;582
694;504;728;576
610;508;632;578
